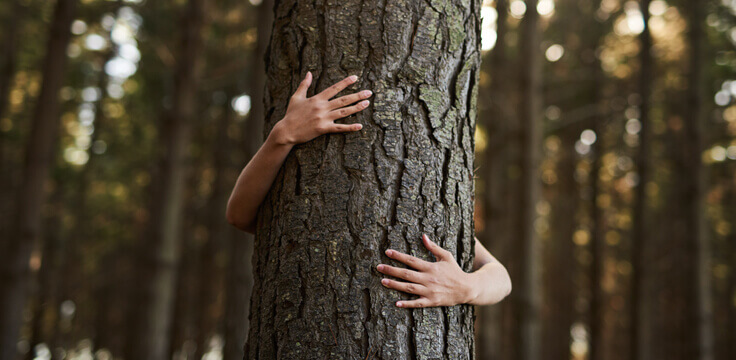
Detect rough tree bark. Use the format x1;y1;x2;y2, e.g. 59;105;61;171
245;0;481;358
127;0;207;359
0;0;77;358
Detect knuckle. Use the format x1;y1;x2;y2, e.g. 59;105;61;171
315;123;329;133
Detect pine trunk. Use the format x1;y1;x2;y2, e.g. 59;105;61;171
514;1;542;360
683;1;713;358
127;0;207;359
245;0;481;358
477;0;512;358
0;0;77;358
222;1;272;359
630;0;651;358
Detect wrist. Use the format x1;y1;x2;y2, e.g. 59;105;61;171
268;120;295;147
461;271;480;305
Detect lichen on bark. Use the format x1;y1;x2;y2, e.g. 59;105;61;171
246;0;481;359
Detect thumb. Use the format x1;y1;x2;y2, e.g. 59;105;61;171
295;71;312;97
423;234;448;261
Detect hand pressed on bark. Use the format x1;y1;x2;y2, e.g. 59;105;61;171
377;234;512;308
270;71;370;146
225;72;372;233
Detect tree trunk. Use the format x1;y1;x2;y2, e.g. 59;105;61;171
587;2;607;359
223;1;272;359
194;91;236;360
629;1;651;358
477;0;513;357
682;1;713;358
0;0;77;358
245;0;481;358
127;0;207;359
26;189;64;360
541;129;578;360
514;1;542;360
0;0;22;122
0;1;24;240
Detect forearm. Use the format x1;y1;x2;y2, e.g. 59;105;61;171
464;261;512;306
226;129;293;233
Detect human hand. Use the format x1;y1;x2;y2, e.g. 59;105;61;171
376;234;476;308
270;71;371;146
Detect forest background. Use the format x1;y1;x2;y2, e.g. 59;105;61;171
1;0;735;359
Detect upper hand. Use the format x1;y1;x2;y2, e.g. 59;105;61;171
376;234;476;308
271;71;372;146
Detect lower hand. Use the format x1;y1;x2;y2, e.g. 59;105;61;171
376;234;476;308
271;71;372;146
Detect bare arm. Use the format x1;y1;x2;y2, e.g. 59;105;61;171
377;235;512;307
464;237;512;305
225;72;372;233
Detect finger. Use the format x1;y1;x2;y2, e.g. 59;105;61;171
381;278;428;296
385;249;431;271
294;71;312;98
422;234;451;261
396;297;434;308
328;90;372;110
328;100;370;120
317;75;358;99
326;123;363;133
376;264;423;283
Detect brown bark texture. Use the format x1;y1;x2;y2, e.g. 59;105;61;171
245;0;482;358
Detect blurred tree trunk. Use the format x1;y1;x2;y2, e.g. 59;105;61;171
167;125;206;359
127;0;207;359
65;38;116;354
0;1;24;238
681;1;713;358
222;0;272;358
244;0;480;358
0;0;77;358
629;0;651;358
26;189;64;360
587;1;607;359
513;1;542;360
193;93;235;360
541;129;577;360
0;0;22;122
477;0;514;358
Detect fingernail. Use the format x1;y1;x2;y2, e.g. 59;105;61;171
355;124;363;130
360;100;370;107
396;302;403;307
362;90;372;97
381;279;389;285
385;249;393;256
350;75;358;81
377;264;384;271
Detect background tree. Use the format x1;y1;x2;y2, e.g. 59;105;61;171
0;1;735;360
0;0;77;357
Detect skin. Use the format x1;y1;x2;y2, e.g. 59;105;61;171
226;72;512;308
